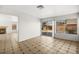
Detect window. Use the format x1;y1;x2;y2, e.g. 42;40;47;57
56;19;77;34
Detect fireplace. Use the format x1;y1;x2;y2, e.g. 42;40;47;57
0;27;6;34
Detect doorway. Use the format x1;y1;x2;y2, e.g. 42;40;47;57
41;20;55;37
0;14;18;41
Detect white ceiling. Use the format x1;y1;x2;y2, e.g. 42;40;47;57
0;5;79;18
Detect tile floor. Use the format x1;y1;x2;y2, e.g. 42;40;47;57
19;36;79;54
0;33;79;54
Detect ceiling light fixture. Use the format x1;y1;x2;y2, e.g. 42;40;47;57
37;5;44;9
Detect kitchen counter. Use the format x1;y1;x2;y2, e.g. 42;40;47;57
42;30;52;32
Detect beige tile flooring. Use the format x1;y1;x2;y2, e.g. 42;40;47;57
0;33;79;54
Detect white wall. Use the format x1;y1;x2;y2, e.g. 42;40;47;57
50;20;56;38
19;14;41;42
77;18;79;40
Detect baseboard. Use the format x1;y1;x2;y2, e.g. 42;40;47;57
19;36;41;42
